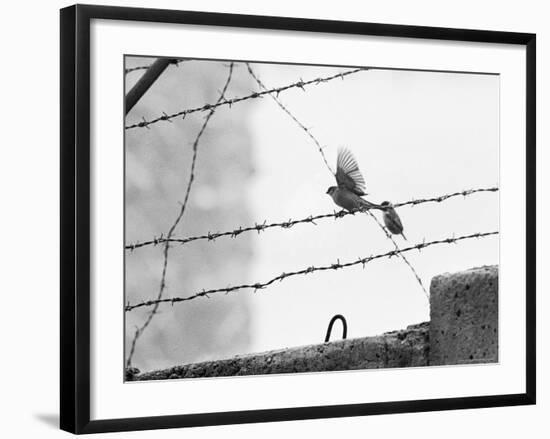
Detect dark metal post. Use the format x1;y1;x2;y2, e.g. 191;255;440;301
125;58;176;115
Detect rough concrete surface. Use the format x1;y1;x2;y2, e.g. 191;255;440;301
429;265;498;365
129;322;429;381
127;265;498;381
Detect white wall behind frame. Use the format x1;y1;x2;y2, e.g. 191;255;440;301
0;1;545;439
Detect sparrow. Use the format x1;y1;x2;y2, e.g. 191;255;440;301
326;148;382;212
380;201;407;240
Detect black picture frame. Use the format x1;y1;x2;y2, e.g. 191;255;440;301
60;4;536;434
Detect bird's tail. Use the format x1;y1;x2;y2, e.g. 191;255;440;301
401;232;408;241
359;198;384;211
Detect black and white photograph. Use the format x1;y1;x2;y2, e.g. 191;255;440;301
124;57;500;381
0;0;544;436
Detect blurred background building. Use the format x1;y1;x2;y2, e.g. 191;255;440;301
125;58;256;371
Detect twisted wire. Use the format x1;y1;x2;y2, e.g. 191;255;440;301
125;67;366;130
125;186;497;251
125;231;498;312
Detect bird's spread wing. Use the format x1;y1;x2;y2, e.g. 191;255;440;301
335;147;367;195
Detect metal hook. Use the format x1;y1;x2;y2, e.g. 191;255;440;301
324;314;348;342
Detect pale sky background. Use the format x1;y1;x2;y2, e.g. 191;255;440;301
125;58;499;370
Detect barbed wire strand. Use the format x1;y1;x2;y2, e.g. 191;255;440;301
125;187;498;251
125;67;366;130
125;231;498;312
396;187;499;208
125;59;189;75
246;63;338;175
126;63;235;368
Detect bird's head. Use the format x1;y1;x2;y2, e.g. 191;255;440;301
326;186;337;196
380;201;393;210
